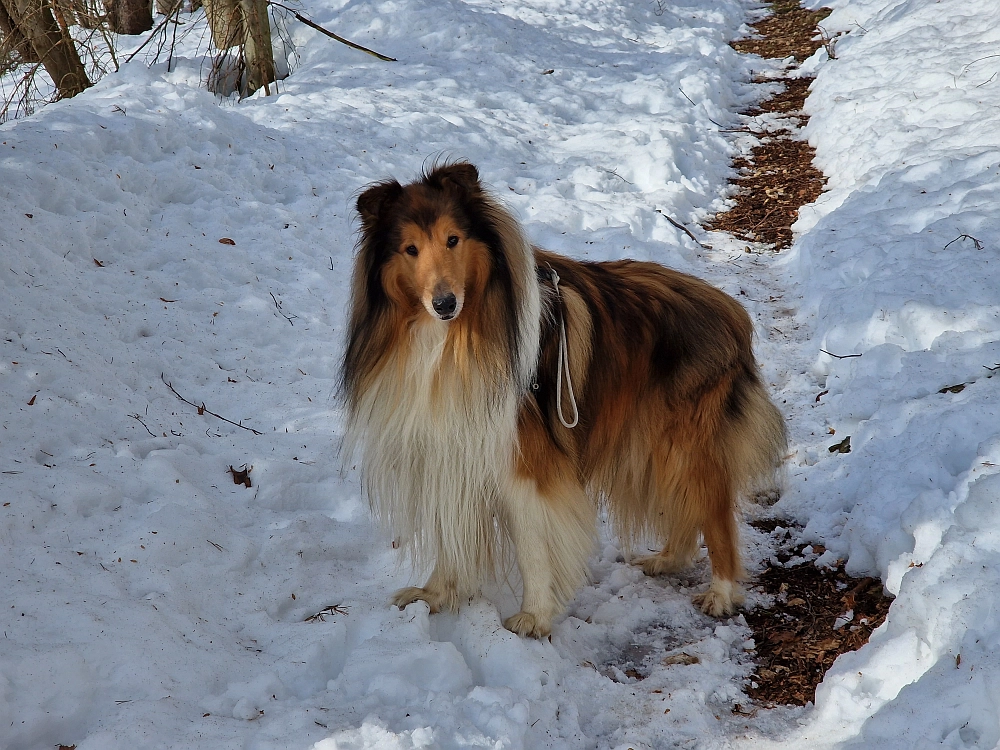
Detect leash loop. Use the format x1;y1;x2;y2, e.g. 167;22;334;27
548;267;579;429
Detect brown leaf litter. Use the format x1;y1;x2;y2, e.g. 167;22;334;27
744;521;892;706
707;1;831;249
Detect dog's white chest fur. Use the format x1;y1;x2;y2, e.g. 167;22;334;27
346;321;520;592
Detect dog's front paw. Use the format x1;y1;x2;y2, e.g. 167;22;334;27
692;579;744;617
392;586;439;612
503;611;551;639
391;585;458;613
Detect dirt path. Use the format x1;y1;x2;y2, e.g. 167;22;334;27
706;0;894;709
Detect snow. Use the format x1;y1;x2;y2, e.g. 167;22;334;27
1;0;998;746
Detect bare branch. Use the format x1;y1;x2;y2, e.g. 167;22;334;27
268;2;395;61
161;373;263;435
655;209;710;249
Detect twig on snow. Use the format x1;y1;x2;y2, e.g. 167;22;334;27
943;234;984;251
961;54;1000;76
820;349;862;359
601;167;632;185
817;26;838;59
270;291;298;325
128;413;157;437
161;373;263;435
268;2;397;61
305;604;350;622
655;209;711;249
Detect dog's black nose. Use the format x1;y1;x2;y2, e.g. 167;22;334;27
432;293;457;318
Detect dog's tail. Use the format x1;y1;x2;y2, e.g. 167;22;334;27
722;367;788;505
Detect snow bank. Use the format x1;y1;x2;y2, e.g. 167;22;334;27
761;0;1000;745
0;0;774;748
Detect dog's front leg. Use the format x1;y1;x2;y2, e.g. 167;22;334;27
392;566;460;614
502;476;595;639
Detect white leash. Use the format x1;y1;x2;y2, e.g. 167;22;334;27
548;268;579;429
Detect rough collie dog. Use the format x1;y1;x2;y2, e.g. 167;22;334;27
342;162;786;638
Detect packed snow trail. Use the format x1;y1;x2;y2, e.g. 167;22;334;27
0;1;777;748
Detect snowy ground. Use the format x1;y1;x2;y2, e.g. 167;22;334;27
1;0;998;747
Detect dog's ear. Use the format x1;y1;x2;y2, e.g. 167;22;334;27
357;180;403;224
428;162;481;194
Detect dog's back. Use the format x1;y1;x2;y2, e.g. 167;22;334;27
523;250;787;614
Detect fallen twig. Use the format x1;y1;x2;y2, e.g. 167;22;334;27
270;291;297;326
128;413;156;437
161;373;263;435
656;209;710;249
943;234;984;251
600;167;632;185
305;604;350;622
269;3;397;61
820;349;862;359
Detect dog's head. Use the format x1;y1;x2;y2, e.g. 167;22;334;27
356;162;493;323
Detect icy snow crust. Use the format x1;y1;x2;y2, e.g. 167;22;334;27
1;0;998;747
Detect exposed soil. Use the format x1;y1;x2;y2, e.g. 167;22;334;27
710;138;825;248
714;2;896;708
731;0;833;62
743;522;893;706
706;1;831;249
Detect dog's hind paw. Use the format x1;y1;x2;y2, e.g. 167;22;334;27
692;579;744;617
504;611;552;639
633;553;687;577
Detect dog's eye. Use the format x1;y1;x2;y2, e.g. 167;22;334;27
446;235;459;248
404;245;418;257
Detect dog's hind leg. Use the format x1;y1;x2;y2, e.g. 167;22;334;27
502;474;596;638
633;524;699;578
691;483;745;616
638;440;745;616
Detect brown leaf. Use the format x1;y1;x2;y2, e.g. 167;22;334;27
219;238;236;246
229;465;252;488
828;436;851;453
93;258;105;267
27;394;35;406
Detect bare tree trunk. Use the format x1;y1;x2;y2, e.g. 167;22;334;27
204;0;273;96
203;0;240;49
240;0;272;94
2;0;91;97
106;0;151;34
154;0;178;16
0;0;39;61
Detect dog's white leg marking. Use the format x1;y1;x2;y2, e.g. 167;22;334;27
692;577;744;617
392;565;460;613
502;476;595;639
504;494;556;639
